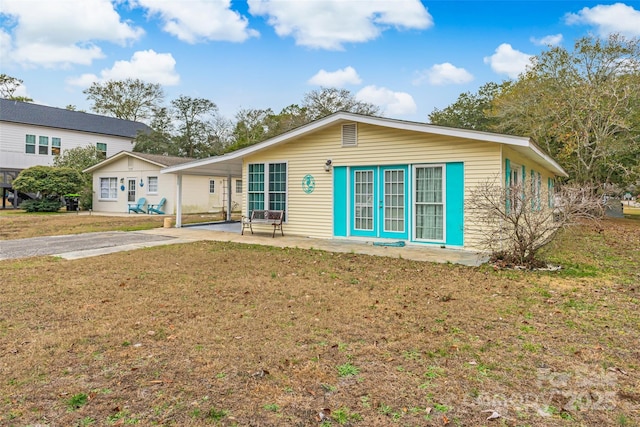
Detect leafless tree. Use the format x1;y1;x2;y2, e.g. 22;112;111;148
467;177;603;267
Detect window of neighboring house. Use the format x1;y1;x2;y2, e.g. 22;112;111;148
548;177;555;208
414;165;444;241
25;134;36;154
147;176;158;193
235;179;242;194
99;177;118;200
247;162;287;217
52;138;61;156
209;179;215;194
96;142;107;158
38;136;49;155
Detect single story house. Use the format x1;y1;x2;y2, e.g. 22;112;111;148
162;112;568;250
0;98;149;208
85;151;242;215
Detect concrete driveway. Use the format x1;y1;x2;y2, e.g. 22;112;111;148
0;231;186;261
0;222;487;266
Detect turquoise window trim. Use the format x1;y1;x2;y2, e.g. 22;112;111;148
445;162;464;246
505;158;511;213
521;164;526;200
333;166;348;237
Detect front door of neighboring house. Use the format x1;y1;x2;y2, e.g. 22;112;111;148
127;178;136;203
349;166;408;239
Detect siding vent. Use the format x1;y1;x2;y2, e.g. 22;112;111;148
342;123;357;146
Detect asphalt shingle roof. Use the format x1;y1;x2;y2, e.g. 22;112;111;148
0;98;150;138
129;152;197;167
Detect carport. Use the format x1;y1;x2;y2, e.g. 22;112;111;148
161;151;243;227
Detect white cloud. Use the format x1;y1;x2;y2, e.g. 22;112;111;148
483;43;533;79
414;62;474;86
565;3;640;37
0;28;13;64
248;0;432;50
356;85;417;116
530;34;563;46
0;0;143;67
134;0;258;43
67;50;180;87
308;66;362;86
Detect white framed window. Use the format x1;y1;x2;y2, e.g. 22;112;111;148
52;138;61;156
354;169;374;230
209;179;215;193
147;176;158;193
39;136;49;155
414;165;445;242
99;177;118;200
96;142;107;158
25;134;36;154
530;170;541;210
235;179;242;194
508;162;523;212
247;162;287;217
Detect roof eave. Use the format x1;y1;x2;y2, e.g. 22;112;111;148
160;112;568;177
83;151;169;173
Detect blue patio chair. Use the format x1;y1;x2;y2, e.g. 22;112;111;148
147;198;166;215
128;197;147;214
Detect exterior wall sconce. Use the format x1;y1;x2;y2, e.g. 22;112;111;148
139;178;144;187
324;159;332;172
120;178;124;184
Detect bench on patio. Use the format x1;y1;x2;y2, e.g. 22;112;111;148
241;209;284;238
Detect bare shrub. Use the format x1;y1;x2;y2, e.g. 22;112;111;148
467;177;603;267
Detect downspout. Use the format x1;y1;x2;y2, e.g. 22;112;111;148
176;173;183;228
226;174;232;222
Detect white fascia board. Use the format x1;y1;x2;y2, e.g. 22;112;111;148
350;113;531;146
528;143;569;177
83;150;129;173
161;115;342;174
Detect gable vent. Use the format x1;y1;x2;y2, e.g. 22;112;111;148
342;123;357;146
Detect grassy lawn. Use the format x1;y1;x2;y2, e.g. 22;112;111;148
0;214;638;426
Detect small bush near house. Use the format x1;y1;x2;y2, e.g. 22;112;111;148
19;198;63;212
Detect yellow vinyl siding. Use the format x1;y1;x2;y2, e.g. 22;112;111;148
243;123;502;246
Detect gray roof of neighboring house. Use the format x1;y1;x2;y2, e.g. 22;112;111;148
0;98;150;138
128;152;196;167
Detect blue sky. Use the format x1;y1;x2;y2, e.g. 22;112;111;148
2;1;640;123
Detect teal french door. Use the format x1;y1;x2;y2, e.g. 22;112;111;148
350;166;408;239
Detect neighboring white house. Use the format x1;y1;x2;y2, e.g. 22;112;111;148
0;98;149;207
85;151;243;215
